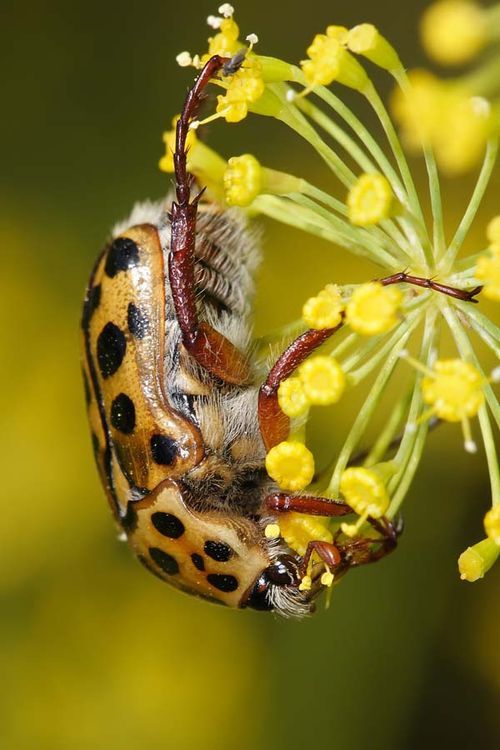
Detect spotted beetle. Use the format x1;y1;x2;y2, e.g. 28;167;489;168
82;54;399;616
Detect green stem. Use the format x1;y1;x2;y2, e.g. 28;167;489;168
302;183;414;265
454;299;500;353
346;307;426;385
363;390;413;467
253;194;392;264
478;405;500;505
387;309;438;516
440;140;499;272
327;320;415;495
290;193;402;268
270;86;356;187
365;82;431;266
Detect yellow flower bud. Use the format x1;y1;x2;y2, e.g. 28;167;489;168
345;282;402;336
326;25;349;44
265;441;315;492
421;359;484;422
299;356;346;406
340;466;390;518
347;24;402;71
277;377;310;418
206;17;241;58
421;1;487;66
301;34;368;92
458;538;499;581
475;247;500;301
278;513;333;557
224;154;263;207
486;216;500;245
484;506;500;546
302;284;344;330
347;173;395;226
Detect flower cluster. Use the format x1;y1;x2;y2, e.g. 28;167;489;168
166;6;500;588
392;0;500;174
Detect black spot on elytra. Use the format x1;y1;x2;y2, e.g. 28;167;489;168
81;283;101;329
105;237;139;278
127;302;150;339
150;434;178;465
149;547;179;575
152;512;185;539
97;322;126;378
191;553;205;571
204;540;233;562
207;573;239;593
110;393;135;434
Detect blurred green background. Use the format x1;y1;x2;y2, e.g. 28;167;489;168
1;1;499;748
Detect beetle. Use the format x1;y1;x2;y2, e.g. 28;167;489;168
81;53;400;616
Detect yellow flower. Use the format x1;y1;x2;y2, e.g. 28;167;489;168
326;25;349;44
486;216;500;244
484;506;500;546
223;154;263;207
392;71;492;174
340;465;390;537
458;538;499;581
298;356;346;406
278;512;333;557
347;24;402;71
421;359;484;422
205;17;241;60
420;1;487;66
215;57;265;123
475;246;500;301
302;284;344;329
265;441;315;491
301;32;368;92
277;377;310;418
347;173;395;226
345;282;402;336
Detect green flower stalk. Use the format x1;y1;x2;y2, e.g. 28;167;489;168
162;4;500;584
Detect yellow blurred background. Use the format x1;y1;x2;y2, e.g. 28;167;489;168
1;1;499;748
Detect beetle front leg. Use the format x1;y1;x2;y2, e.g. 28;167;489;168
266;492;353;517
170;54;251;385
258;324;343;450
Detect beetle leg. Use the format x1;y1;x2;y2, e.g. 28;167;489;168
170;54;250;385
265;492;400;574
300;540;343;578
258;322;344;450
265;492;353;517
379;271;482;302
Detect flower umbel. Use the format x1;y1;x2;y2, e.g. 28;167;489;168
168;5;500;589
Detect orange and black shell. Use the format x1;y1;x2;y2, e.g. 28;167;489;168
81;200;276;608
